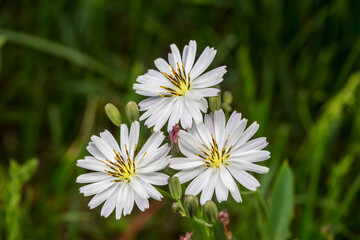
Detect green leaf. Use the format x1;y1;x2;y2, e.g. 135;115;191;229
268;161;295;240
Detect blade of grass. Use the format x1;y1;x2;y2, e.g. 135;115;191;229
0;28;124;83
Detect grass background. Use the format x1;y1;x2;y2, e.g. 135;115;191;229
1;0;360;239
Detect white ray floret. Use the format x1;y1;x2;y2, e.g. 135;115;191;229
134;40;227;132
76;121;170;219
169;110;270;205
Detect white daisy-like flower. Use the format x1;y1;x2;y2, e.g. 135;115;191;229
76;121;170;219
169;110;270;205
133;40;227;132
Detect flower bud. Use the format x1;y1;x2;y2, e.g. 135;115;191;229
105;103;121;127
204;200;218;223
209;92;221;112
172;202;182;214
169;177;182;200
184;195;199;218
125;101;139;122
223;91;233;105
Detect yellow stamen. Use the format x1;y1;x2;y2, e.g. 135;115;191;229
159;61;190;97
201;135;232;168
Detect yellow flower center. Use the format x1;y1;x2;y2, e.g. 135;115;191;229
197;135;232;168
159;62;190;97
102;145;145;183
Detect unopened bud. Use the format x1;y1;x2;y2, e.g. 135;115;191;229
169;177;182;200
209;92;221;112
184;195;199;218
125;101;139;122
172;202;182;214
105;103;121;127
223;91;233;105
204;200;218;223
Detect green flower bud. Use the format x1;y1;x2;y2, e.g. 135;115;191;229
169;177;182;200
125;101;140;122
223;91;233;105
172;202;182;214
209;92;221;112
105;103;121;127
204;200;218;223
184;195;199;218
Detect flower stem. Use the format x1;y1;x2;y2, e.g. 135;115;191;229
154;186;172;200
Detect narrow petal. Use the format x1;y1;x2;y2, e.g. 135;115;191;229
190;47;217;80
77;172;111;183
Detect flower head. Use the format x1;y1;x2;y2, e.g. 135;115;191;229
134;40;226;132
169;110;270;205
76;121;170;219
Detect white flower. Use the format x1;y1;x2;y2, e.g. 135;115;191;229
169;110;270;205
76;121;170;219
133;40;227;132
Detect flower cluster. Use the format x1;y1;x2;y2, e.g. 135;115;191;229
76;40;270;224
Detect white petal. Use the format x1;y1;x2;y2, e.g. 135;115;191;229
230;187;242;203
138;172;169;186
192;88;220;97
191;66;226;88
120;124;129;156
154;58;172;74
77;172;111;183
170;158;204;170
136;132;165;161
184;40;196;73
77;159;105;172
115;183;127;219
214;110;226;148
200;168;216;204
204;113;215;135
101;184;119;218
185;95;202;124
88;183;119;209
224;111;242;139
80;180;114;197
87;143;106;161
215;170;228;202
174;167;206;184
129;177;149;199
229;161;269;174
190;47;216;80
229;150;270;162
137;144;170;168
232;122;259;150
91;136;115;161
137;177;163;201
180;101;193;129
185;168;212;196
227;165;260;191
134;192;149;212
129;121;140;159
219;165;238;192
100;130;120;153
123;186;135;216
236;137;268;152
170;44;182;67
167;99;181;132
136;156;169;173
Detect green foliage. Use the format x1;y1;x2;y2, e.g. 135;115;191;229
0;0;360;239
4;158;38;240
268;161;295;240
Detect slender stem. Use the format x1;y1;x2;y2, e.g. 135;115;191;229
154;186;172;200
256;191;269;220
193;217;213;227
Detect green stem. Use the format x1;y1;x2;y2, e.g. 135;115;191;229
256;191;269;221
154;187;172;200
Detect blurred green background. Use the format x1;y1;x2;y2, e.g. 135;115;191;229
1;0;360;239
